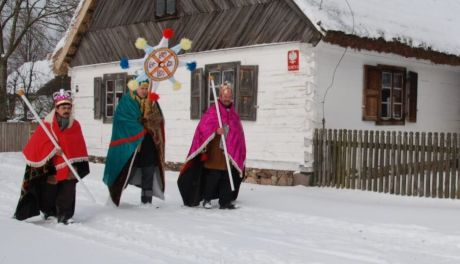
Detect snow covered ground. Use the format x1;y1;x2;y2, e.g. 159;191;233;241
1;152;460;264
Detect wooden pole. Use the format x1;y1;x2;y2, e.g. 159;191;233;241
209;77;235;191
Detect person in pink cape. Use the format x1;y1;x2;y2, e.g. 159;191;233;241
177;83;246;209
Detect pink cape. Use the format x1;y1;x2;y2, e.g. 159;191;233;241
185;101;246;175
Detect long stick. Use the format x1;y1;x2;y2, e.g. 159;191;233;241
16;90;97;204
209;78;235;191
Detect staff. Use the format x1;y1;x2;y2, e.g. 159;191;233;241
209;77;235;191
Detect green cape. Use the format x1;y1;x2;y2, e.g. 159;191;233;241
103;92;145;187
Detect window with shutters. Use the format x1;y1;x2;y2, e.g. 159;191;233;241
190;61;258;121
93;73;128;123
155;0;177;20
362;65;418;125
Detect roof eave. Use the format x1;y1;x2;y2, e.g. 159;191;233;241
323;31;460;66
52;0;96;75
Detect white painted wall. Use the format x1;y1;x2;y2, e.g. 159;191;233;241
69;43;316;171
314;42;460;133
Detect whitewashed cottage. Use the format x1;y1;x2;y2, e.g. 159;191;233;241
52;0;460;186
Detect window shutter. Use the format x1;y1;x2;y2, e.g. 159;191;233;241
94;77;103;119
237;65;258;121
190;68;204;119
407;71;418;122
362;65;380;121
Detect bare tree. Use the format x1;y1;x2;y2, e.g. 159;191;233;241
7;59;54;120
0;0;78;121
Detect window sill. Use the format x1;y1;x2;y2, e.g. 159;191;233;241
376;120;405;126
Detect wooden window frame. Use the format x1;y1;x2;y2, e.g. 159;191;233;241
101;73;127;124
190;61;258;121
363;64;412;126
376;65;406;125
205;62;240;110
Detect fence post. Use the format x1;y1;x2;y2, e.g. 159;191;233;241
445;133;451;198
407;132;414;196
402;132;408;196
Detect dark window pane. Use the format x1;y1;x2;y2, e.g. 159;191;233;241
208;72;221;105
393;89;402;103
155;0;165;17
209;88;220;102
115;92;123;106
106;93;114;104
115;80;124;92
381;88;391;103
393;104;402;119
223;70;235;87
166;0;176;15
382;72;392;87
209;72;221;87
380;103;390;119
106;105;113;117
393;73;403;88
106;80;114;92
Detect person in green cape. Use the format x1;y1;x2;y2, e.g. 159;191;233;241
103;80;166;206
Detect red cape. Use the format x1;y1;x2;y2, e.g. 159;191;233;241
23;111;88;181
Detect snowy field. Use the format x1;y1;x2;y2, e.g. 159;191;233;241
1;152;460;264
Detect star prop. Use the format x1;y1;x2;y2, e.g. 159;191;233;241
121;28;195;101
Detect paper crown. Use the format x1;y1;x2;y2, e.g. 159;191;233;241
53;89;72;106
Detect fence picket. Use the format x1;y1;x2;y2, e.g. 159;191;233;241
402;132;408;196
327;129;333;186
438;133;445;198
413;132;420;196
454;134;460;199
368;131;374;191
378;131;384;192
445;133;451;198
407;132;414;196
346;130;352;189
0;123;36;152
395;132;402;195
351;130;357;189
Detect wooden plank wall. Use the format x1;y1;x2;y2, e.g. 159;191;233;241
313;129;460;199
0;123;37;152
70;0;322;66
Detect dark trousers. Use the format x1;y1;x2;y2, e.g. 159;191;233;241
203;169;232;206
141;166;154;203
39;179;77;220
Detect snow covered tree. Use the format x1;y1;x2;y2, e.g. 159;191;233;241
0;0;78;121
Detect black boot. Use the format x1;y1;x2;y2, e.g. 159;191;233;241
141;196;152;204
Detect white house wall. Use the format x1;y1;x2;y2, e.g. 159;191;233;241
69;43;316;171
315;42;460;133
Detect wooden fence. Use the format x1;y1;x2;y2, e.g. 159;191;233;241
0;122;37;152
313;129;460;199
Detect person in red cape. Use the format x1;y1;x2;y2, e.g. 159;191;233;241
14;89;89;224
177;83;246;209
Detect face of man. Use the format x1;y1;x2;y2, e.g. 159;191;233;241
55;104;72;119
219;87;233;107
136;83;149;98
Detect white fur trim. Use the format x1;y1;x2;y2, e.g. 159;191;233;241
55;156;89;170
185;133;243;178
23;148;58;168
185;134;216;163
